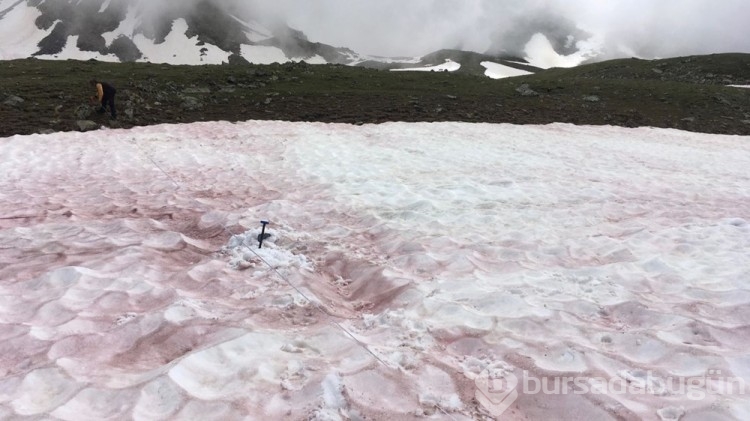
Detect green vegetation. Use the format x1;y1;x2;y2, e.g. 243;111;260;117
1;53;748;137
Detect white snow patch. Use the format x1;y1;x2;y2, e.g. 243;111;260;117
240;44;288;64
480;61;532;79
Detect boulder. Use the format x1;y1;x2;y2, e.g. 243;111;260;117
515;84;538;97
74;104;93;119
3;95;24;108
75;120;98;132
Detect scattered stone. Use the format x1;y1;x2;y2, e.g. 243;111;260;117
3;95;24;107
227;76;237;84
445;95;457;100
180;96;203;110
182;86;211;94
741;120;750;125
713;95;731;106
583;95;600;102
75;120;98;132
681;117;695;123
37;128;56;135
651;68;663;74
515;84;538;96
155;92;171;102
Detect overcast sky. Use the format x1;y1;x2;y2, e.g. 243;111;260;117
239;0;750;58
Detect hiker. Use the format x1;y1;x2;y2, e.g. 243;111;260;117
90;79;117;119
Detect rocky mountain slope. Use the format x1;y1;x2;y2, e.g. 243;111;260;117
1;0;365;64
1;0;559;75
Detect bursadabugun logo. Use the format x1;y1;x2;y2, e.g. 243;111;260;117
474;367;519;417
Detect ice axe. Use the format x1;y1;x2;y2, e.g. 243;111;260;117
257;220;270;248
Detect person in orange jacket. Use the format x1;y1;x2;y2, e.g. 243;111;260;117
90;79;117;119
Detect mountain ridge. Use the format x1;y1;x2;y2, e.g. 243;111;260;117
1;0;581;75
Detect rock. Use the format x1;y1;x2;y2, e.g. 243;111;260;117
583;95;600;102
227;76;237;84
75;120;98;132
741;120;750;125
515;84;538;97
3;95;24;107
681;117;696;123
652;68;663;74
74;104;93;119
37;128;56;135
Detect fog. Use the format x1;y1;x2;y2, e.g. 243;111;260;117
237;0;750;58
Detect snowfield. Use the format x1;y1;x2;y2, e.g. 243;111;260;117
1;121;749;420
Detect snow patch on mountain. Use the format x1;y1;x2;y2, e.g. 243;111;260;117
101;5;138;46
524;32;603;69
0;2;53;60
230;15;272;43
240;45;287;64
134;18;230;64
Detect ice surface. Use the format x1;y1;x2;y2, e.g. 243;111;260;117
1;121;749;419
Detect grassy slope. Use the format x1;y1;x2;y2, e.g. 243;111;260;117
0;53;749;137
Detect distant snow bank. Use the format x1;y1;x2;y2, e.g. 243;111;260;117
390;59;461;73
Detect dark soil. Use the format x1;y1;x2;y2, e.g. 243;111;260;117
1;53;749;137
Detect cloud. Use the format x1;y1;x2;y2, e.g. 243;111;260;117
36;0;746;59
236;0;750;58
